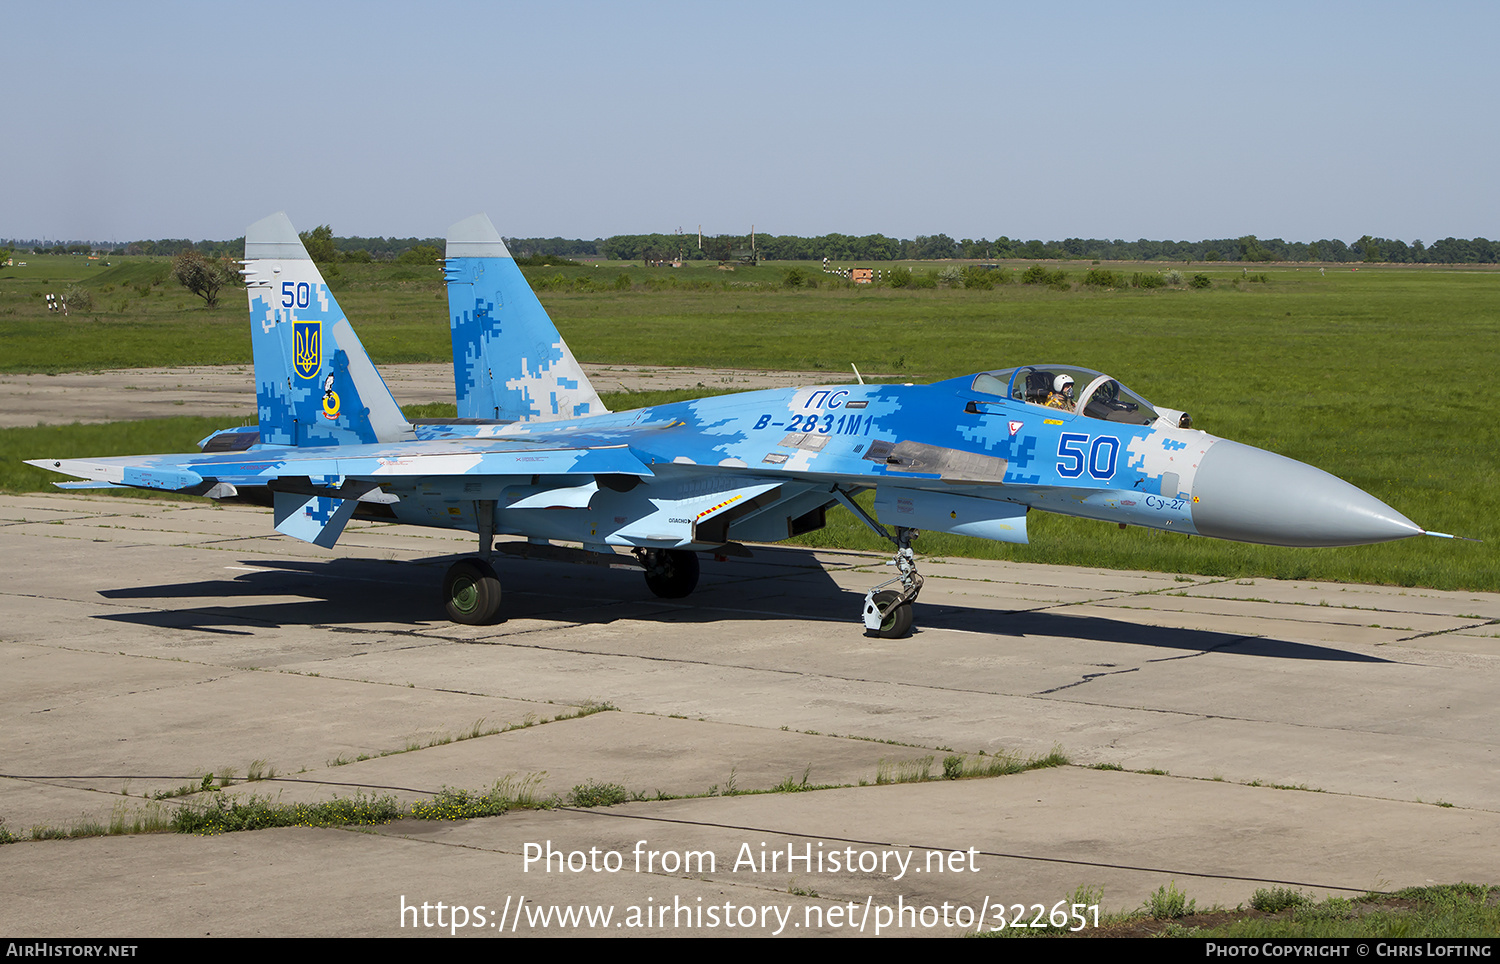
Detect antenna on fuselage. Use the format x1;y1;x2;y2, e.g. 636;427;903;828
851;364;865;385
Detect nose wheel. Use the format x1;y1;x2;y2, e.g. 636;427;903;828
864;589;914;638
860;526;923;639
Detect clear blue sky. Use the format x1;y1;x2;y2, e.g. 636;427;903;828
3;0;1494;245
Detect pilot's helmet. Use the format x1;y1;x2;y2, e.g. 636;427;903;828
1053;374;1075;395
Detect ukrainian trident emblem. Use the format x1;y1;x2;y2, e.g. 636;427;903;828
293;320;321;379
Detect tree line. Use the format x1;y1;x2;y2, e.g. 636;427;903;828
593;232;1500;264
8;230;1497;265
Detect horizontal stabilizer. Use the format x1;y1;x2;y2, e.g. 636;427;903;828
27;458;204;493
272;489;360;549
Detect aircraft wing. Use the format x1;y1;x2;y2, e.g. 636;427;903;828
29;437;657;549
30;437;654;492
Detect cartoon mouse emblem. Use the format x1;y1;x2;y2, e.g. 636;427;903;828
321;373;341;421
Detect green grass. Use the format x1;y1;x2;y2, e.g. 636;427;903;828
565;780;631;808
943;748;1070;780
1144;881;1197;919
4;258;1495;590
0;416;244;494
1250;886;1313;912
3;737;1065;840
409;775;548;820
171;791;402;835
982;882;1500;938
874;747;1069;786
1178;884;1500;939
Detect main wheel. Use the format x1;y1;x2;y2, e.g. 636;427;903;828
869;589;913;639
443;559;502;625
642;549;700;599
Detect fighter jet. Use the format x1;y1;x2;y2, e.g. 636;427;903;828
30;213;1441;638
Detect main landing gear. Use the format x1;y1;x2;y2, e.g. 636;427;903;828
443;546;702;625
444;499;503;626
444;557;503;625
441;501;715;625
634;548;701;599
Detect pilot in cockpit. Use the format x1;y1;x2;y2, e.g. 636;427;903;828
1044;373;1076;412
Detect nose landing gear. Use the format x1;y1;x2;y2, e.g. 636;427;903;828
860;525;923;638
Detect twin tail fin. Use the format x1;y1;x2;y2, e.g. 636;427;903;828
444;213;607;423
243;212;414;447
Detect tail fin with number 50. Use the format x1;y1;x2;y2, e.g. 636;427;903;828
243;212;414;447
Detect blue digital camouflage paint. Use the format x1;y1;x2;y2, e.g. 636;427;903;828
243;213;414;449
444;214;605;422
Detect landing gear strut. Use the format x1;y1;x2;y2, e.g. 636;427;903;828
443;499;502;625
635;548;700;598
828;486;925;637
860;525;923;639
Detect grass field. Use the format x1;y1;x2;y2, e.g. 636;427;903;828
3;255;1495;590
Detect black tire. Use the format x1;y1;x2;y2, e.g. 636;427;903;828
443;559;502;625
870;589;914;639
642;549;700;599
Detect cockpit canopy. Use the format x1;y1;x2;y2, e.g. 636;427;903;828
971;365;1160;425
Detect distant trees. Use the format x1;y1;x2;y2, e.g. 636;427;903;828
912;234;958;260
1238;236;1275;262
126;239;194;257
1416;237;1497;263
1311;238;1350;262
397;244;440;265
299;225;337;264
598;231;914;263
698;235;733;262
171;251;238;308
504;236;604;259
45;227;1497;267
121;237;240;259
332;234;443;261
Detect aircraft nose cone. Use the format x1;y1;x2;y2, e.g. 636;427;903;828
1190;440;1422;547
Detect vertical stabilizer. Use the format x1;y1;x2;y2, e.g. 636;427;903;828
444;214;607;422
243;213;415;447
